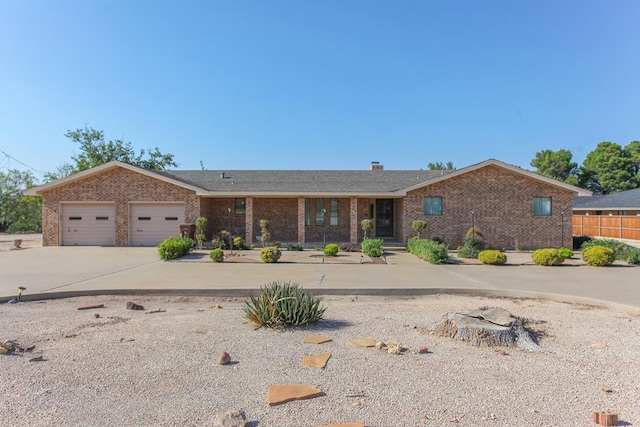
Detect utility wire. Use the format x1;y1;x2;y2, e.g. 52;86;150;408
0;149;46;176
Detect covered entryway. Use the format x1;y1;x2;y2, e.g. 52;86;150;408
129;202;185;246
61;203;116;246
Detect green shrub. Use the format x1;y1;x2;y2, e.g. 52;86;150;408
457;237;485;259
478;250;507;265
157;237;194;260
558;247;574;259
324;243;339;257
361;219;373;238
287;243;304;251
260;246;282;263
243;280;326;328
625;248;640;265
466;227;483;239
532;248;565;266
232;236;245;250
580;238;630;260
209;248;225;262
407;237;449;264
361;238;384;257
272;241;281;249
581;245;616;267
412;220;427;238
211;237;226;249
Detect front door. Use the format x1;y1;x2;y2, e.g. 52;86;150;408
375;199;394;237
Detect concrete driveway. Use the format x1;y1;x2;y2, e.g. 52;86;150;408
1;247;639;311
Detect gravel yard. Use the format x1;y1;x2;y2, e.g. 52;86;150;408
1;294;638;426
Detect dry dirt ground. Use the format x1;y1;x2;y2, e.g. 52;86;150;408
0;233;42;251
1;294;639;426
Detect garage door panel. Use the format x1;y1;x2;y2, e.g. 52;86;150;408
130;203;184;246
61;204;115;246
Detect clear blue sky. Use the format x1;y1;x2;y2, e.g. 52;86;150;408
1;1;639;179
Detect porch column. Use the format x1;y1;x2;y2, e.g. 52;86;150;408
350;197;358;244
245;197;254;244
297;197;306;244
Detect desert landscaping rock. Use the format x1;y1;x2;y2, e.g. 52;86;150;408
126;301;144;310
304;334;332;344
302;352;331;369
267;383;325;406
416;346;429;354
210;409;248;427
346;337;377;347
217;351;231;365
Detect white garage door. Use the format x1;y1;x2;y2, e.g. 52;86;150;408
129;203;185;246
61;203;116;246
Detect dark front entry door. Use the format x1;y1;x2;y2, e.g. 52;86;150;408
375;199;394;237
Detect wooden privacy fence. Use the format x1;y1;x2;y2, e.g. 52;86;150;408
573;215;640;240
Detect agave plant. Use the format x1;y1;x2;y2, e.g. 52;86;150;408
243;280;326;328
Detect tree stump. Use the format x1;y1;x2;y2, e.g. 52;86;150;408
429;307;550;353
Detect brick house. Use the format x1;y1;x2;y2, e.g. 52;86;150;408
25;159;591;249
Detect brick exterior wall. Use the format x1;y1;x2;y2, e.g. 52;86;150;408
304;197;351;243
402;165;574;249
252;198;299;243
41;168;199;246
200;198;247;240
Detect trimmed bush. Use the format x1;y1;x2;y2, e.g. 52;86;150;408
457;237;484;259
558;247;574;259
260;246;282;263
581;245;616;267
324;243;339;257
407;237;449;264
625;248;640;265
209;248;224;262
478;250;507;265
532;248;565;266
361;238;384;258
243;280;326;328
580;238;630;260
361;219;373;238
157;237;194;260
412;220;427;238
232;236;245;250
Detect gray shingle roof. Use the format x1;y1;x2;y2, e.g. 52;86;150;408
153;169;454;193
574;187;640;209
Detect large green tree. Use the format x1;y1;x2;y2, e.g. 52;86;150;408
426;161;455;170
530;149;579;185
579;141;637;194
0;169;41;232
46;127;178;180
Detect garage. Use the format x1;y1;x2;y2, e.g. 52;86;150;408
129;202;185;246
61;203;116;246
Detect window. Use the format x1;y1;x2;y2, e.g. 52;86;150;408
234;198;246;215
533;197;552;216
423;197;442;216
95;216;109;221
138;217;151;221
330;198;338;226
315;198;325;226
165;217;178;221
69;216;82;220
305;199;311;226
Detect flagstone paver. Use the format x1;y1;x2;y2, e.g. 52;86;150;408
304;334;332;344
347;337;377;347
302;352;331;369
267;384;325;406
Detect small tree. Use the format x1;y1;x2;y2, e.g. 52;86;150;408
195;216;207;249
361;219;373;239
259;219;271;247
412;220;427;238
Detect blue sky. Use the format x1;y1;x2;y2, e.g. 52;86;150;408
1;1;639;179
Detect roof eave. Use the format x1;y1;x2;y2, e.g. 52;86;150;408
23;161;203;196
400;159;593;196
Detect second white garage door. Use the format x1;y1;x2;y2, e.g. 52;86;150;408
129;203;185;246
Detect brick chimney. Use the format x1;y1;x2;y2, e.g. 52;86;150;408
370;161;384;171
